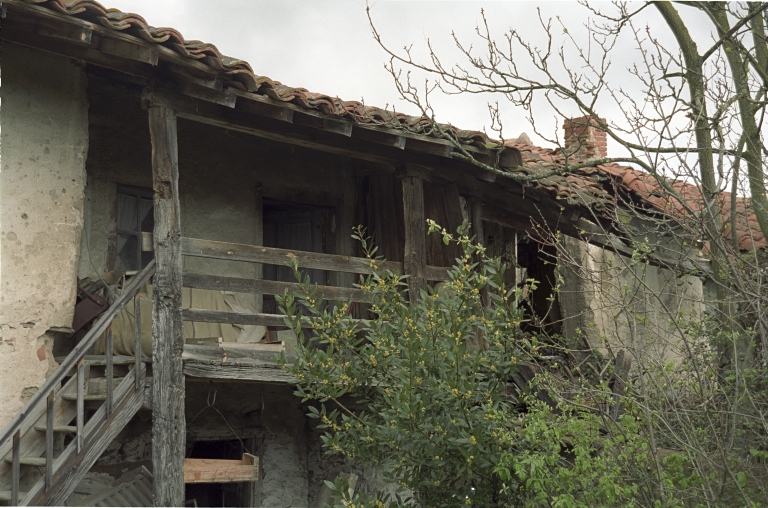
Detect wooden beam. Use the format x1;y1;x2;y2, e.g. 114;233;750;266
184;455;259;484
148;106;185;507
183;344;295;365
182;272;368;302
182;309;297;327
143;87;398;166
353;125;406;149
180;236;402;275
401;170;427;303
182;345;298;384
149;234;451;280
178;81;236;108
293;111;352;136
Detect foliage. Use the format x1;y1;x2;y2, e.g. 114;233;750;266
281;224;768;507
282;223;530;506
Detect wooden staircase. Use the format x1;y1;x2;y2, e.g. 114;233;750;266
0;261;155;506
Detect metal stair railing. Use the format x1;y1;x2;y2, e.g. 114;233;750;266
0;259;156;505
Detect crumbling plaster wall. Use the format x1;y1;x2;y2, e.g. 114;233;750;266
0;43;89;428
559;235;706;365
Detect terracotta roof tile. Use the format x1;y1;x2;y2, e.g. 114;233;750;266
23;0;766;251
505;142;765;251
21;0;495;148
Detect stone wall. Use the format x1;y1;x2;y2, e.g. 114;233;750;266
0;43;89;428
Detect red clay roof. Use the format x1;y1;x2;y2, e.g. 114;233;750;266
22;0;493;149
23;0;766;251
507;141;767;251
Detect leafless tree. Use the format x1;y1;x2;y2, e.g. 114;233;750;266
366;2;768;505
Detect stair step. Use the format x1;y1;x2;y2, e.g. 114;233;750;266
3;456;46;467
61;393;107;402
0;490;29;502
33;424;77;434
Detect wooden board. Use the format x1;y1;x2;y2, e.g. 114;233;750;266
181;236;400;275
146;235;450;281
183;454;259;484
182;272;368;302
182;345;298;384
218;342;285;353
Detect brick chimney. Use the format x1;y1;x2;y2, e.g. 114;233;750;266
563;115;607;161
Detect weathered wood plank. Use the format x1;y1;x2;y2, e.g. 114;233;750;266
0;375;80;492
353;125;406;149
151;234;450;281
181;236;401;275
149;105;186;507
27;367;146;506
134;296;142;390
183;454;259;484
77;359;85;453
45;392;54;491
105;327;113;418
0;263;154;463
178;81;236;107
401;171;427;303
183;362;298;384
182;309;365;329
293;110;352;136
182;272;368;302
183;344;296;364
182;309;292;327
11;432;19;506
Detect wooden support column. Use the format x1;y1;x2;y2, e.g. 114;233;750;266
468;197;489;307
253;183;264;313
399;165;427;303
149;106;185;507
330;161;356;291
468;197;488;351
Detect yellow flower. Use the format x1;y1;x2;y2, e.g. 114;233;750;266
470;435;477;445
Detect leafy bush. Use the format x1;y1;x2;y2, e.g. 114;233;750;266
281;225;768;507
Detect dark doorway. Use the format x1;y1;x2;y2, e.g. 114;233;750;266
262;201;329;314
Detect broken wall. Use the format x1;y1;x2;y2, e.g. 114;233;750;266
0;43;89;428
559;235;707;365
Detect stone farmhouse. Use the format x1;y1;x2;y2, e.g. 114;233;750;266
1;0;764;505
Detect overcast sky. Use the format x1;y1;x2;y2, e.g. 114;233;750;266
104;1;717;153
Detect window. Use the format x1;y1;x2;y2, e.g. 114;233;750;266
116;186;154;271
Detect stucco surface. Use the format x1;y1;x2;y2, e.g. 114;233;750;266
0;43;89;428
559;235;705;364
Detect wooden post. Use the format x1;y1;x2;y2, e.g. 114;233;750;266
468;197;488;351
331;165;356;291
149;106;186;507
253;183;264;313
135;295;142;390
76;358;84;453
610;350;632;421
11;430;20;506
45;391;54;491
400;167;427;304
